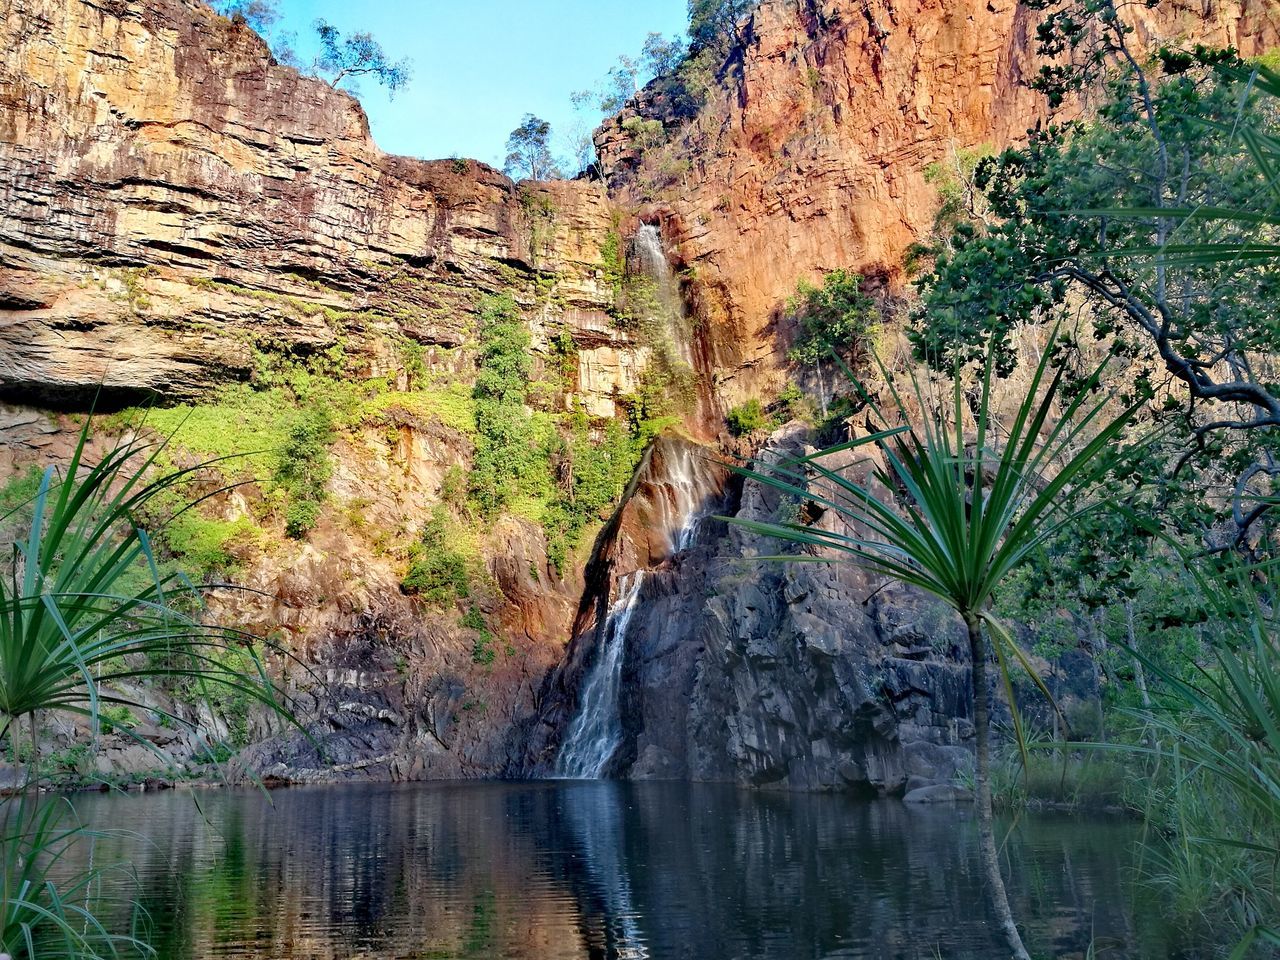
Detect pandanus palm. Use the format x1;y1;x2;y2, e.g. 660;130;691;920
728;333;1141;959
0;419;290;959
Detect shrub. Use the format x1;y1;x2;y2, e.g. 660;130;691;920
99;705;136;733
402;509;470;605
541;415;638;574
775;381;813;423
787;268;879;370
600;230;625;296
471;632;496;666
461;606;486;631
725;398;769;436
163;511;260;578
622;116;665;151
274;404;336;538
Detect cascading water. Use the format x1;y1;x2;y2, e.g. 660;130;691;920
556;572;647;778
630;224;676;304
649;439;721;555
629;223;693;367
549;224;726;782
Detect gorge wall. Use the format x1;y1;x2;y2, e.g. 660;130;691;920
597;0;1280;407
1;0;1276;790
1;0;643;781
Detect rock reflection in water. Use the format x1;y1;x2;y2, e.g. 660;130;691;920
63;781;1174;960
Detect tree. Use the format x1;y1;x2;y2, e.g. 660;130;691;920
786;269;879;416
566;91;601;174
504;115;559;181
573;32;688;122
730;332;1141;960
215;0;279;31
913;1;1280;550
213;0;298;65
641;31;687;78
313;19;412;95
687;0;755;55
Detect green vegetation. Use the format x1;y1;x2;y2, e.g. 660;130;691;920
314;19;412;94
462;294;653;573
725;398;768;436
402;508;472;605
364;383;476;435
600;229;625;296
504;115;558;181
0;466;42;515
275;405;336;539
541;414;637;574
787;269;879;368
469;295;538;515
213;2;411;97
0;421;290;959
622;116;665;152
852;6;1280;954
162;509;260;577
786;269;880;416
463;607;497;666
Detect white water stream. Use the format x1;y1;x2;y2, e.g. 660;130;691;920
555;225;714;781
630;224;693;366
556;572;647;778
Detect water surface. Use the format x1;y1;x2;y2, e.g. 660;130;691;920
66;781;1174;959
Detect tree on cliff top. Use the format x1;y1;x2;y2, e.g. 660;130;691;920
687;0;754;56
504;115;560;181
313;19;412;95
212;0;298;65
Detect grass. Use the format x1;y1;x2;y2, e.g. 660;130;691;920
0;467;43;516
161;511;261;577
986;745;1132;811
362;383;477;435
124;384;292;480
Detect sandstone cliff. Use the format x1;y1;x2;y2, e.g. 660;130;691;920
0;0;648;781
596;0;1280;408
0;0;644;411
2;0;1273;791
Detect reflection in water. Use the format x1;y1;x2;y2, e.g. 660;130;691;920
60;781;1176;959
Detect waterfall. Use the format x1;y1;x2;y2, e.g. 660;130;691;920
629;224;692;366
546;224;724;782
556;572;647;778
654;440;718;555
630;224;675;302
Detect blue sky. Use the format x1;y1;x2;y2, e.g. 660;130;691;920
272;0;688;166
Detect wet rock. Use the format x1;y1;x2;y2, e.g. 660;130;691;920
528;428;984;795
904;784;974;804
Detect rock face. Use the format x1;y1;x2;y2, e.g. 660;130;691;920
524;428;975;793
0;0;641;783
0;0;634;411
1;0;1271;790
596;0;1280;408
